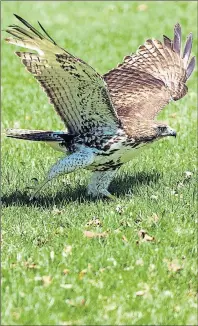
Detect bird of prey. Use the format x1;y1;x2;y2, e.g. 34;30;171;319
5;15;195;199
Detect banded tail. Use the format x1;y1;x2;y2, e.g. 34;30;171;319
6;129;74;152
6;129;73;141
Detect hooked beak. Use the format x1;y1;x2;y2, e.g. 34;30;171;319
160;126;177;138
169;129;177;138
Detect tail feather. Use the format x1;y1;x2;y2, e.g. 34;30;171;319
6;129;73;142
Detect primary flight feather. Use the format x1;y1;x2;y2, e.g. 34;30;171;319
5;15;195;198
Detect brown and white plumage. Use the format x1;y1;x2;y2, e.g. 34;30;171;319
104;23;195;134
6;15;119;136
5;15;195;198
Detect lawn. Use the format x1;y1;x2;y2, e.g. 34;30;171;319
1;1;197;325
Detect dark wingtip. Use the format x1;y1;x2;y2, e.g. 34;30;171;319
13;14;44;40
37;20;57;45
14;13;31;27
14;13;23;21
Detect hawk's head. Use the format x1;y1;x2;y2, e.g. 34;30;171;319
154;122;177;139
126;120;177;143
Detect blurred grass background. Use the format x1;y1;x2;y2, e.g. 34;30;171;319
2;1;197;325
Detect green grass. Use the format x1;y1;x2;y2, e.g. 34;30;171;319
2;1;197;325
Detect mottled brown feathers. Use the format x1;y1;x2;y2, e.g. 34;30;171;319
6;15;119;135
5;17;195;142
104;23;195;136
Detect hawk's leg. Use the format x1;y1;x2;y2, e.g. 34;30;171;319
87;169;117;199
30;147;95;199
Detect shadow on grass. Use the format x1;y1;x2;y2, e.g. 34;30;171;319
2;170;161;207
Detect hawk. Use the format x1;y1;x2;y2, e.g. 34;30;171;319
5;15;195;199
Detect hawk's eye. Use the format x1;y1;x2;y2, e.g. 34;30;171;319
158;126;166;132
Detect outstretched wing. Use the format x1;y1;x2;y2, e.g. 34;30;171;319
104;24;195;128
5;15;119;135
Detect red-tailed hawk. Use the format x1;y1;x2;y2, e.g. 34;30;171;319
5;15;195;199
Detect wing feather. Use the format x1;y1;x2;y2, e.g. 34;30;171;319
186;56;196;80
104;24;195;129
5;15;119;135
